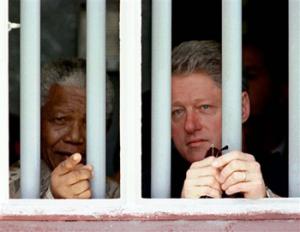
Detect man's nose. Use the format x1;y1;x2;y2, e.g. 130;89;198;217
64;121;85;144
184;111;202;134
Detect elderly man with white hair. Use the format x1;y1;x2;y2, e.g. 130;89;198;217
9;58;119;199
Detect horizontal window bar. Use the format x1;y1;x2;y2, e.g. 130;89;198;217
0;198;299;219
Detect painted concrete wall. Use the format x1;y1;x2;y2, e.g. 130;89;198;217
0;220;299;232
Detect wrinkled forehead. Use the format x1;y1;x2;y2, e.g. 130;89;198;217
171;73;222;104
172;71;221;88
43;84;86;109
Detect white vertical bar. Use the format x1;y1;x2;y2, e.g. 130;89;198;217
120;0;142;202
222;0;242;151
289;0;300;197
151;0;172;198
86;0;106;198
0;0;9;201
20;0;41;198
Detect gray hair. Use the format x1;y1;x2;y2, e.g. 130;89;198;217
41;58;114;119
172;40;247;90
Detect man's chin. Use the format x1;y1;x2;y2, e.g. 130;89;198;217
185;148;207;163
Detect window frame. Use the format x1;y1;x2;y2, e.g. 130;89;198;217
0;0;9;201
1;0;300;222
1;199;300;220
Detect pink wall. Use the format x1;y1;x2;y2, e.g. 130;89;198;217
0;219;299;231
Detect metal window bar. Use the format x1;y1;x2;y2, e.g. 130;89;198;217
86;0;106;198
151;0;172;198
119;0;142;202
222;0;242;151
20;0;41;198
289;0;300;197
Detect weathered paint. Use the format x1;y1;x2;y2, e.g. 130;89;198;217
1;198;300;222
1;198;300;217
1;212;300;222
0;220;299;232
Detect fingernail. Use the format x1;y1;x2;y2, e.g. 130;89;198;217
212;160;218;167
73;153;81;161
86;164;93;170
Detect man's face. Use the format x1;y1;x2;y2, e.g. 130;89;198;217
243;46;272;117
41;84;86;170
171;73;222;163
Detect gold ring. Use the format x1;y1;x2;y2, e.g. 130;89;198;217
242;172;247;182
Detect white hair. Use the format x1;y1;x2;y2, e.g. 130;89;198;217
41;58;114;120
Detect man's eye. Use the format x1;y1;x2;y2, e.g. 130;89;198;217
172;109;184;118
201;105;210;110
54;117;66;124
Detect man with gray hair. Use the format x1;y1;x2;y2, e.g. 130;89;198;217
171;40;275;198
9;58;119;199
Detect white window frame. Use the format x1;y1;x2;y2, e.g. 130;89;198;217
0;0;9;202
0;0;300;221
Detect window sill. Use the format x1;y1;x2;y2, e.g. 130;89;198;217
0;198;299;221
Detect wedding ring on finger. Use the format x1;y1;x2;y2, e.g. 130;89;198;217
242;172;247;182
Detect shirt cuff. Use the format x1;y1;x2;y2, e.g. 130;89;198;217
43;186;55;199
266;186;280;198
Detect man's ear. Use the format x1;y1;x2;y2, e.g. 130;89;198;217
242;91;250;123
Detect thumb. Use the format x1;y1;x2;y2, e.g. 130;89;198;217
54;153;82;175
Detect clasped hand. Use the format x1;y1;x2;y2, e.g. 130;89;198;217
181;151;266;199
